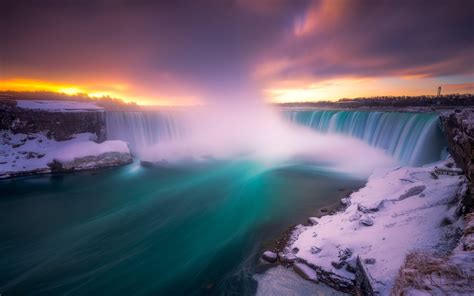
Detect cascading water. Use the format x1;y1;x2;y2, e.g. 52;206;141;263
106;109;446;167
284;109;447;166
106;111;183;153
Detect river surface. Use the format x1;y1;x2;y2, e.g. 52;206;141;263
0;159;363;295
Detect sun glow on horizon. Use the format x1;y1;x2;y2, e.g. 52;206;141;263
0;78;201;107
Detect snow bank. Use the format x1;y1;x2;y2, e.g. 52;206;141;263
16;100;103;112
287;160;465;294
0;131;131;178
53;140;130;163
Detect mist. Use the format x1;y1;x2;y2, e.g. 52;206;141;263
137;102;396;177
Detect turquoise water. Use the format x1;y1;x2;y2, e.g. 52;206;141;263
0;160;364;295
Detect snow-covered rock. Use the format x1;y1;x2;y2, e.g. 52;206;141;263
308;217;319;225
261;251;278;263
293;262;318;282
16;100;103;112
0;131;132;178
288;161;466;294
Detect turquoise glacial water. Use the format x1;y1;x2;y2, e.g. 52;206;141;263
0;160;364;295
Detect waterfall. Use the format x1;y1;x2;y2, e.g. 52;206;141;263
106;111;183;152
106;109;446;167
284;110;447;166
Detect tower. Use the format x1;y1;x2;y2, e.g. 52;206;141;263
437;86;442;96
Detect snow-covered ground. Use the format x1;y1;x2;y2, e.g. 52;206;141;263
282;159;466;294
16;100;103;112
0;131;131;178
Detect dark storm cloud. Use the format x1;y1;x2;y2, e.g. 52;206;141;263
263;0;474;82
0;0;308;100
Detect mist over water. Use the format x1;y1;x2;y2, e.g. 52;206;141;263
109;104;400;177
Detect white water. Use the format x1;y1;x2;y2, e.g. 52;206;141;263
106;106;407;177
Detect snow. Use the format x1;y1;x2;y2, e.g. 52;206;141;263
289;160;465;294
54;140;129;163
0;131;130;178
254;266;348;296
16;100;103;112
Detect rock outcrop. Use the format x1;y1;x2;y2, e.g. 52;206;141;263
441;108;474;211
0;100;106;142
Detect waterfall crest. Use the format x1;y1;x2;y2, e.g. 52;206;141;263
284;110;446;166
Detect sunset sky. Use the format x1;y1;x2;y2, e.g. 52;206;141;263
1;0;473;106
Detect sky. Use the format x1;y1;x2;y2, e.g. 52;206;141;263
0;0;473;106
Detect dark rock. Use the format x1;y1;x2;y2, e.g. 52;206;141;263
345;259;357;273
331;261;345;269
399;185;427;200
0;100;106;142
364;258;376;265
338;248;353;261
440;217;454;226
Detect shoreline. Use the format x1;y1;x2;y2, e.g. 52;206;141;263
261;158;471;294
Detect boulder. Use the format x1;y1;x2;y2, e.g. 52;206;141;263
359;216;374;226
49;151;132;172
340;198;351;206
357;200;384;213
279;252;297;263
331;261;345;269
261;251;277;263
308;217;319;225
293;262;318;282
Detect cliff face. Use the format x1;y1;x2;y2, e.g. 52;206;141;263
441;109;474;210
0;100;106;142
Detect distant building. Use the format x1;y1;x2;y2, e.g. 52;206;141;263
437;86;442;96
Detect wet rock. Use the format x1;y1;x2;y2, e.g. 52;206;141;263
308;217;319;225
293;262;318;282
261;251;277;263
359;216;374;226
340;198;351;206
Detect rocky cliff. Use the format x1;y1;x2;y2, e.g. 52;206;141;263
0;100;106;142
441;108;474;211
